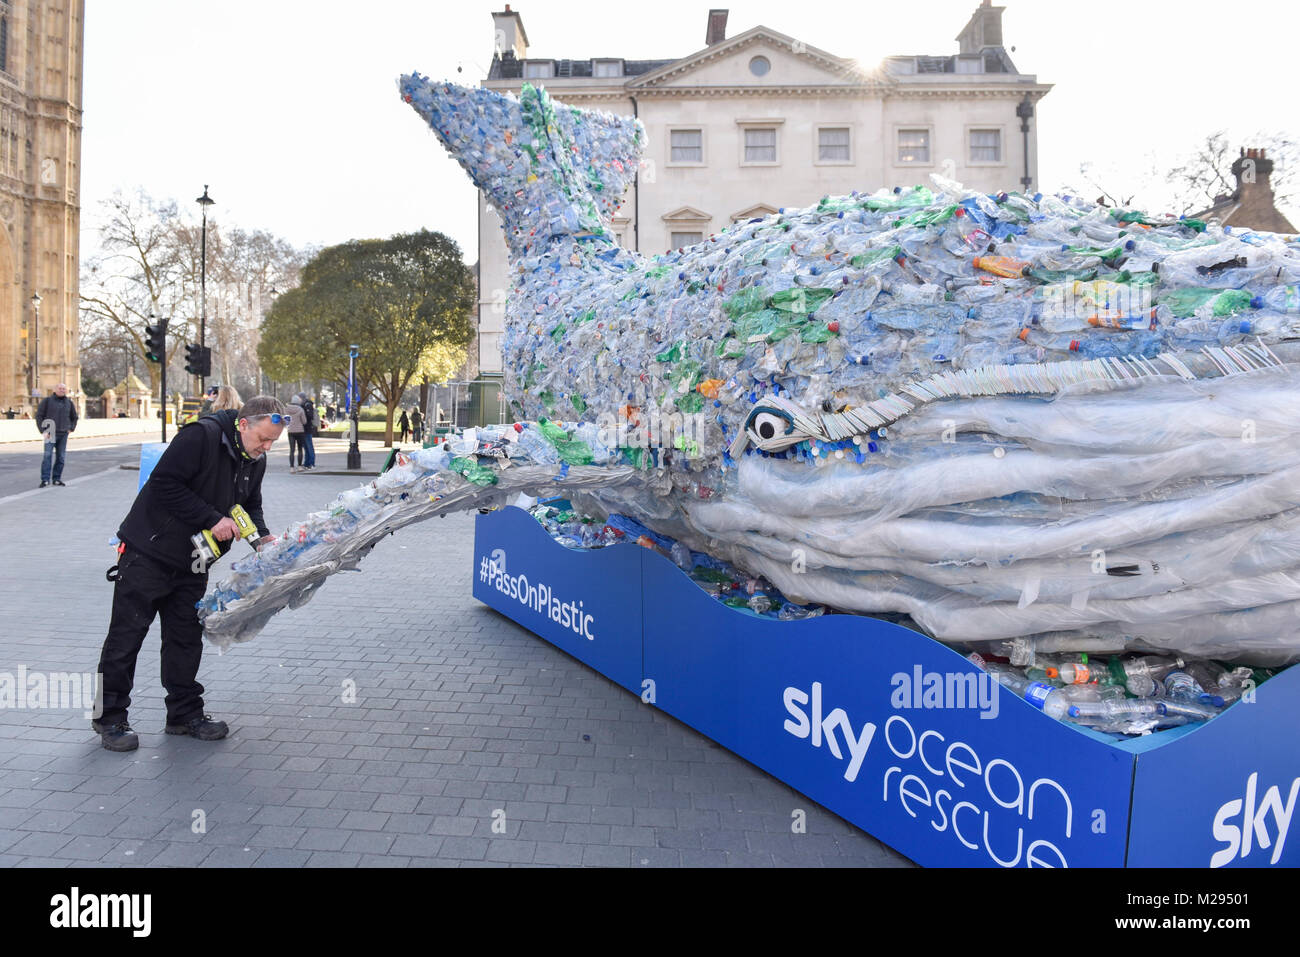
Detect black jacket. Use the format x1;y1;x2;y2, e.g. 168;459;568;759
117;409;271;570
36;394;78;433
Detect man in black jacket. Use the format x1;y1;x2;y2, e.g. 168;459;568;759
93;396;286;752
36;383;78;487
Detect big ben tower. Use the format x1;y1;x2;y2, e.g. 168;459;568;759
0;1;84;415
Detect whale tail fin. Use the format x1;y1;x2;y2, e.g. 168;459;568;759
399;74;644;255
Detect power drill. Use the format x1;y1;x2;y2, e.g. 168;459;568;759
191;504;258;566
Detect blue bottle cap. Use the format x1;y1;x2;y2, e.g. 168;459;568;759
1239;321;1251;334
1250;295;1263;309
1125;240;1135;250
1033;193;1043;202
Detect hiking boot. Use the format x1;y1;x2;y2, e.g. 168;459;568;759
165;713;229;740
92;719;139;752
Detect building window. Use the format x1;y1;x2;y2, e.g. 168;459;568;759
749;55;770;77
592;59;622;78
744;128;777;163
818;127;851;163
670;129;703;164
897;129;930;164
670;231;703;249
970;129;1002;163
523;61;553;79
0;16;7;74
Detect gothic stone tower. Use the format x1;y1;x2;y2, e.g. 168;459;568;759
0;1;84;415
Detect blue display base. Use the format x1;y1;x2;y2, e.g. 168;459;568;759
473;506;1299;868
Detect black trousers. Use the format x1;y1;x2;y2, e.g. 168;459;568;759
96;547;209;725
288;434;305;467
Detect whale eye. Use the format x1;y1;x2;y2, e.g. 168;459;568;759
744;407;797;450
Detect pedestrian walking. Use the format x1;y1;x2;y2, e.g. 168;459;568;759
298;392;318;470
398;408;410;444
92;396;285;751
36;383;78;487
411;406;424;444
285;396;306;472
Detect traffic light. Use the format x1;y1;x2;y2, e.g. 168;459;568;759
144;319;167;363
184;343;211;377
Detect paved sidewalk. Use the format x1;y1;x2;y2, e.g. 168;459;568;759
0;457;912;867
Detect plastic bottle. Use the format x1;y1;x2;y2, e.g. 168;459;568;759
1250;285;1299;312
513;424;560;464
1158;697;1220;722
1067;698;1170;733
991;671;1118;720
1057;661;1117;686
1164;670;1225;708
1215;667;1255;706
1114;655;1185;682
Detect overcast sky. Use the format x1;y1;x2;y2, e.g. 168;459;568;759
81;0;1299;262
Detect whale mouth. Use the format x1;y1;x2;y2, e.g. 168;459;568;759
198;448;651;650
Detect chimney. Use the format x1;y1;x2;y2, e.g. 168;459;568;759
492;5;529;61
1232;146;1275;190
956;1;1005;54
706;9;729;46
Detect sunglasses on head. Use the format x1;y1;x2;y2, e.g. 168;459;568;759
243;413;287;425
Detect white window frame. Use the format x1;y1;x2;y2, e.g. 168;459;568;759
592;59;623;79
814;125;853;166
669;230;704;250
894;125;933;167
966;125;1005;166
523;60;553;79
666;126;706;167
737;118;784;167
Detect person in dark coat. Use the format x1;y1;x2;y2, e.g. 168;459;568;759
36;383;78;487
92;396;286;752
398;408;410;444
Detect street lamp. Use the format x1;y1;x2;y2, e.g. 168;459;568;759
196;184;215;394
29;291;41;404
1016;95;1035;191
347;344;361;470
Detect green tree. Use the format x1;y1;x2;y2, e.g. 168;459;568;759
258;230;475;444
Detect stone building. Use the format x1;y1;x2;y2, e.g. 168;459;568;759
469;1;1051;386
1192;147;1296;234
0;1;84;415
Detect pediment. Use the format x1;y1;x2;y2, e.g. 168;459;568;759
628;26;882;91
731;203;779;222
661;206;712;223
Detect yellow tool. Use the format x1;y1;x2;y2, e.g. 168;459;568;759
191;504;257;565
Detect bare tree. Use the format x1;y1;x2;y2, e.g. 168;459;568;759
80;189;309;402
1168;130;1296;216
1068;131;1296;221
